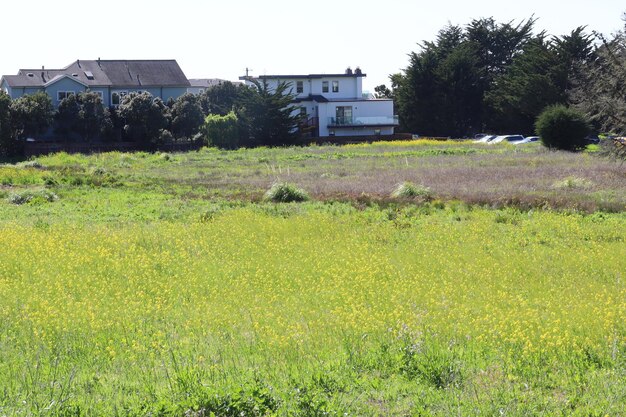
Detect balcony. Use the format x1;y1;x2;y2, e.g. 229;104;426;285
328;116;399;127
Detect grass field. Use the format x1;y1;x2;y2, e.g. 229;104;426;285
0;141;625;416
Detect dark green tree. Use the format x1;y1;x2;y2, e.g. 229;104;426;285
374;84;393;99
198;81;243;116
10;91;54;140
394;18;536;136
238;80;299;146
118;92;169;145
486;36;565;134
78;91;109;142
535;104;590;151
55;94;81;139
0;91;14;156
170;93;204;138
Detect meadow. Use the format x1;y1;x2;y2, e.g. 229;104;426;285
0;140;625;416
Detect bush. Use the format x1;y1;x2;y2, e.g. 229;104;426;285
8;189;58;205
391;182;432;199
535;105;591;151
264;182;309;203
203;111;240;149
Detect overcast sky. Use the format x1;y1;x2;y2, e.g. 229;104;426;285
1;0;624;91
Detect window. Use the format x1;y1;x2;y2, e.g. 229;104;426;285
332;81;339;93
111;91;128;106
57;91;75;101
335;106;352;124
92;91;103;99
296;81;304;94
322;81;329;93
300;107;307;118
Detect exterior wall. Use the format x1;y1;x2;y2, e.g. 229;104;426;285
161;87;188;102
249;76;362;100
45;77;88;106
319;99;396;137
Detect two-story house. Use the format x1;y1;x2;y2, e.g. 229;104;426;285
240;68;398;138
1;59;191;107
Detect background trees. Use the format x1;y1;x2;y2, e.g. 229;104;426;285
10;92;54;140
393;18;600;138
118;93;170;146
170;93;204;139
236;80;300;147
0;91;14;156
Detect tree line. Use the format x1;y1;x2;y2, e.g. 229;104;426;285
0;80;301;156
381;15;626;139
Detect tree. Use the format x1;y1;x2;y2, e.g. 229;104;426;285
535;104;590;151
10;91;54;140
198;81;243;116
118;92;169;146
394;17;536;136
55;91;110;142
486;36;565;134
570;17;626;135
78;91;109;142
203;111;240;149
374;85;393;99
0;91;14;156
238;80;300;146
170;93;204;138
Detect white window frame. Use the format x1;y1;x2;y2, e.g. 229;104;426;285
322;81;329;93
296;81;304;94
57;91;75;101
111;91;128;106
332;81;339;93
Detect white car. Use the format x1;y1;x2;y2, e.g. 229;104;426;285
474;134;498;143
489;135;525;144
511;136;539;145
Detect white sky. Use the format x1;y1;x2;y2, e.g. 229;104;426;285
1;0;624;91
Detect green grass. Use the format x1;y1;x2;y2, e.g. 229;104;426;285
0;141;625;416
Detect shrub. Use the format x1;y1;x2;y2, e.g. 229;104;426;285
391;182;432;199
8;189;58;205
552;176;595;190
203;111;240;149
264;182;309;203
535;105;591;151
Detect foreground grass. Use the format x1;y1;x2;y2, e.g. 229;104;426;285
0;203;625;416
0;141;625;415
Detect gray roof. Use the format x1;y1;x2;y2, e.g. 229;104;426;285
188;78;240;88
240;73;367;81
3;60;190;88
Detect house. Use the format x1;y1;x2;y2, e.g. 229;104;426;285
187;78;242;95
239;67;398;137
1;59;191;107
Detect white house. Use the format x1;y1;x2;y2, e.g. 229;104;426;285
240;68;398;138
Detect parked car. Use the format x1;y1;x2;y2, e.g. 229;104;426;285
474;134;498;143
489;135;525;144
512;136;539;145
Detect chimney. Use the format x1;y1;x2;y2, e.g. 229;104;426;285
345;67;353;75
41;65;44;70
355;67;362;75
77;59;81;68
97;57;101;68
